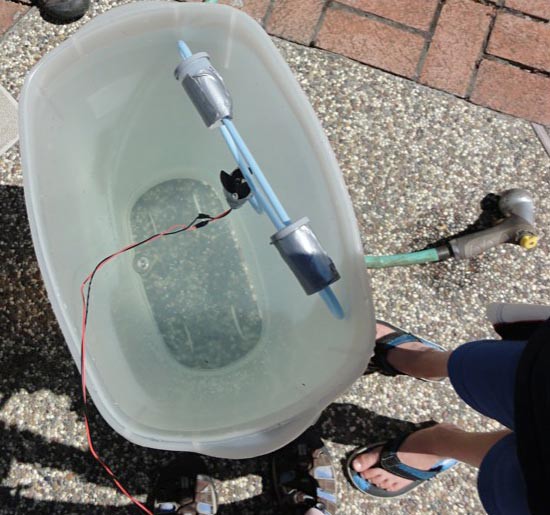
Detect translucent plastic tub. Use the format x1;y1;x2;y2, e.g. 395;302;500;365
19;1;374;458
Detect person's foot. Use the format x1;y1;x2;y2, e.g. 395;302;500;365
38;0;90;23
374;322;448;381
351;424;449;492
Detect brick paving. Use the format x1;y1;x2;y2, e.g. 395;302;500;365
420;0;493;97
1;0;550;122
337;0;439;31
471;59;550;125
488;12;550;72
506;0;550;20
317;8;426;78
266;0;324;45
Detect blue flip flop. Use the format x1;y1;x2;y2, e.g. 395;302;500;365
346;430;457;499
365;320;447;382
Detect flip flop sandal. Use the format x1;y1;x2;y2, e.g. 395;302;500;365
365;320;446;382
152;454;218;515
273;429;338;515
345;429;457;499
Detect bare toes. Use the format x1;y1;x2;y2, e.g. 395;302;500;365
379;478;392;490
388;481;402;492
352;448;381;473
361;467;384;481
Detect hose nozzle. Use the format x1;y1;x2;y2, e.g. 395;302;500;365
498;188;535;225
448;188;538;260
519;233;539;250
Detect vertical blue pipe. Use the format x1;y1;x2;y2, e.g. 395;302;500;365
219;127;284;225
222;119;291;226
218;125;262;214
178;40;192;58
320;287;345;320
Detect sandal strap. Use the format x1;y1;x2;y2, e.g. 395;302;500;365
370;332;412;376
368;321;444;377
378;435;440;482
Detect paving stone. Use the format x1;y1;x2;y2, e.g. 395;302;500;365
336;0;438;31
0;0;28;36
505;0;550;20
488;12;550;73
471;59;550;125
219;0;270;23
0;84;18;156
265;0;324;45
420;0;494;97
316;7;425;79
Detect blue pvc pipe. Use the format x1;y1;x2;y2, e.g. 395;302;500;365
180;42;263;215
177;40;344;319
219;126;281;225
320;287;345;320
179;41;280;224
219;126;283;228
219;125;263;214
222;119;291;226
178;40;192;59
246;191;262;213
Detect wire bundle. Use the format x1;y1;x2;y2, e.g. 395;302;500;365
80;210;231;513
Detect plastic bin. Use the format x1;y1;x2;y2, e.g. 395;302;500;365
19;1;374;458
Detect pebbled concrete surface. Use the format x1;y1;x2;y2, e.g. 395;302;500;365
1;1;550;513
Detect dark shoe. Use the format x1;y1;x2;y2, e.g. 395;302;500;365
38;0;90;23
152;454;218;515
273;428;338;515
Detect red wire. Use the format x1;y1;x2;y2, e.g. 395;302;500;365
79;209;231;513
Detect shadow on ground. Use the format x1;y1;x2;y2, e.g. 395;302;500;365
0;184;419;514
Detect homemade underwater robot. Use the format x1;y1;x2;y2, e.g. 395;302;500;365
20;2;374;459
20;2;539;464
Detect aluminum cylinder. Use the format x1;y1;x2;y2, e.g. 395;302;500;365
271;218;340;295
175;52;233;128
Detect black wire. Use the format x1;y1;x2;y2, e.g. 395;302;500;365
83;214;200;326
83;208;232;332
79;209;232;502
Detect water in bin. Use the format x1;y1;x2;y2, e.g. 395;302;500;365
130;178;262;370
19;1;374;458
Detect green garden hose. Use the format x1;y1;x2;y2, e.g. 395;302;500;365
364;189;539;269
364;248;441;269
